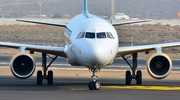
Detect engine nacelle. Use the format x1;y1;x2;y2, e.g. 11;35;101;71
64;44;81;66
146;52;172;79
10;52;36;79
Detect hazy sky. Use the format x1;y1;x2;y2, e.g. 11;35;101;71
1;0;180;19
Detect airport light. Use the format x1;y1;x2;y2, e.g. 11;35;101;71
0;0;5;18
111;0;115;23
111;0;115;19
38;0;44;20
146;10;150;19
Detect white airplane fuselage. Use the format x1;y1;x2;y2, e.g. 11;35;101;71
64;14;118;68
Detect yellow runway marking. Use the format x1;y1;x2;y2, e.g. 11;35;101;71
102;86;180;90
71;86;180;91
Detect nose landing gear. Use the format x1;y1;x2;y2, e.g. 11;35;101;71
88;68;101;90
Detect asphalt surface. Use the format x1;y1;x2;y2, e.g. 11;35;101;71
0;76;180;100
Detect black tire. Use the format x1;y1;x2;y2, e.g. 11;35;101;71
88;81;94;90
125;70;132;85
37;70;43;85
136;70;142;85
47;70;53;85
92;81;101;90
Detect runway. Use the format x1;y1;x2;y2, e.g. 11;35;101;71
0;56;180;100
0;76;180;100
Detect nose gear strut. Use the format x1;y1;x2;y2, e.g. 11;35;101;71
88;68;101;90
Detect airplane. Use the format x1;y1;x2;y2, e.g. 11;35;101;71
0;0;179;90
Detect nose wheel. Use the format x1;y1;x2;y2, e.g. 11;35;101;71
88;68;101;90
88;81;101;90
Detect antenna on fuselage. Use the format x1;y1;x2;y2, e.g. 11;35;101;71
82;0;89;16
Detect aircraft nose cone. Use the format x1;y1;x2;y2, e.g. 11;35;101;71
85;44;108;67
71;40;116;68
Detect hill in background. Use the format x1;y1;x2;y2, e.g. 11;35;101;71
0;0;180;19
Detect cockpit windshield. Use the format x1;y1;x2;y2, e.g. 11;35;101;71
85;32;95;39
76;32;114;39
97;32;106;38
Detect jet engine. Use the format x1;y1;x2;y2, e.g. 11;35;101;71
146;52;172;79
64;44;81;66
10;52;36;79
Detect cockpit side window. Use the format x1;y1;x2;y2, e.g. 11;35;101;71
109;32;115;39
97;32;106;38
85;32;95;39
106;32;112;39
106;32;115;39
76;32;85;39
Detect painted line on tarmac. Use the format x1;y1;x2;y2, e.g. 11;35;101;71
102;85;180;90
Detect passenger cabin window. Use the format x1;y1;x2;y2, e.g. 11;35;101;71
97;32;106;38
76;32;85;39
85;32;95;39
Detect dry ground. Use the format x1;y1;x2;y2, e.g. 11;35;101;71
0;24;180;58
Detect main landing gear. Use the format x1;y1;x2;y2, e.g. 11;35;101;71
88;68;101;90
122;53;142;85
37;53;58;85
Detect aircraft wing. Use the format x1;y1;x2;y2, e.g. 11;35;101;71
16;19;67;27
0;42;66;57
116;42;180;57
112;19;151;26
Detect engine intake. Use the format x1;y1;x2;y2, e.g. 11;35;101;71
10;52;36;79
146;52;172;79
